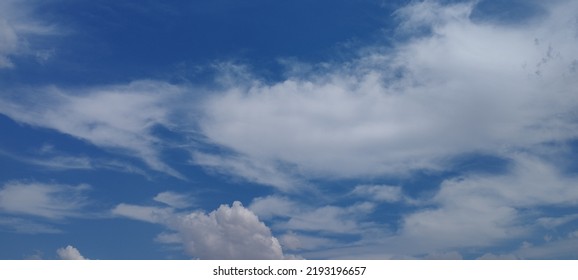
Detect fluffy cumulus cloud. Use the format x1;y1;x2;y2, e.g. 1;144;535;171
113;198;293;259
56;245;88;260
193;0;578;188
174;202;287;259
0;80;187;178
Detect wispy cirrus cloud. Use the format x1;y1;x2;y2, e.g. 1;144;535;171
351;185;404;203
0;217;62;234
0;181;93;234
0;80;187;179
397;154;578;251
0;0;58;68
191;152;303;192
249;195;382;256
0;148;149;178
153;191;194;209
0;181;90;220
296;154;578;259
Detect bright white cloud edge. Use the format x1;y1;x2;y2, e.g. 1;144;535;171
112;200;299;260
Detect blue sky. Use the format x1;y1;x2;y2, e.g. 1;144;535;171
1;0;578;260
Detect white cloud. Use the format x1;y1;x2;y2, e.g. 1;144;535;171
56;245;88;260
191;152;301;192
0;181;99;235
394;0;475;32
153;192;193;209
193;0;578;189
0;148;149;177
2;0;578;260
0;19;18;68
297;154;578;259
173;201;286;259
0;217;61;234
154;232;182;244
248;195;298;219
249;196;400;258
282;203;375;234
393;154;578;253
352;185;403;203
514;237;578;259
0;0;57;68
112;204;174;224
0;181;90;219
537;214;578;229
2;1;576;192
249;195;376;235
114;201;292;259
245;152;578;259
279;232;336;251
29;156;93;170
0;80;186;178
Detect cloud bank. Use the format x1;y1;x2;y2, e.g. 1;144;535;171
194;0;578;188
